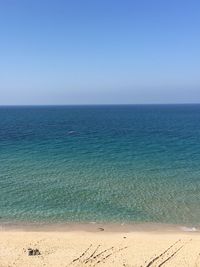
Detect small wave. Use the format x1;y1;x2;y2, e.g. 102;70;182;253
180;226;198;232
67;131;76;135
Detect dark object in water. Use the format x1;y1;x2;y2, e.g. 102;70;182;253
98;227;104;231
28;248;41;256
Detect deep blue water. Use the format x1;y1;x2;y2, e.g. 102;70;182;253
0;105;200;225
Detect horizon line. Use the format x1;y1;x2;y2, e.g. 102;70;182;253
0;103;200;107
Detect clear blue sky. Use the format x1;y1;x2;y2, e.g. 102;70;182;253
0;0;200;104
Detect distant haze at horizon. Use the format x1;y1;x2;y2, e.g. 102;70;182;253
0;0;200;105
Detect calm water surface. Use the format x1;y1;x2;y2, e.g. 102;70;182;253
0;105;200;226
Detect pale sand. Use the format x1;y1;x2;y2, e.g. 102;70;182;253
0;226;200;267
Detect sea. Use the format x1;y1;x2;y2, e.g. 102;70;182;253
0;105;200;227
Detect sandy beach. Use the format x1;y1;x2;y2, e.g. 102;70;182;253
0;224;200;267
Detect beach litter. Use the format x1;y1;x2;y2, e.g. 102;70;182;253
27;248;41;256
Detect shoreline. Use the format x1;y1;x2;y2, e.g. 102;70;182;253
1;221;200;233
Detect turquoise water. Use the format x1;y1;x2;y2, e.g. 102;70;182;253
0;105;200;225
